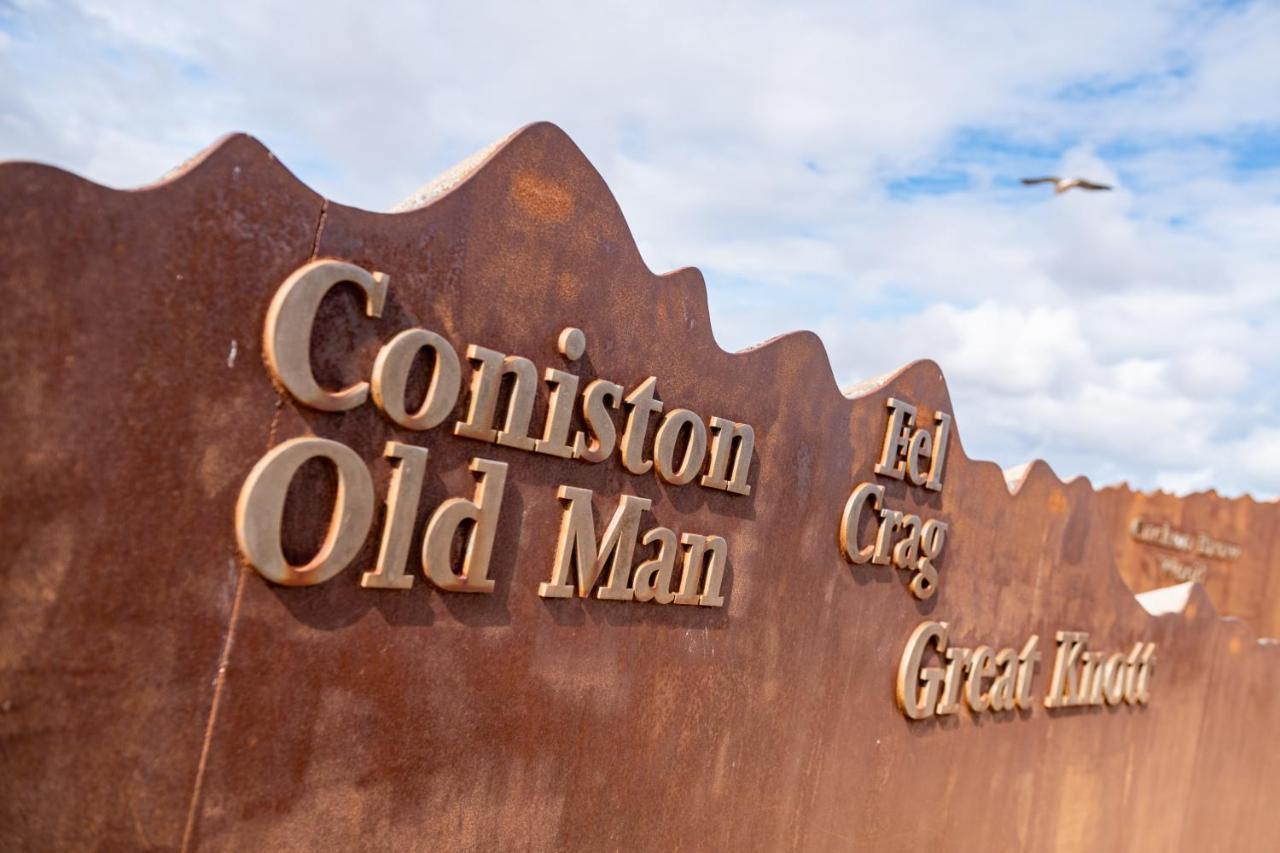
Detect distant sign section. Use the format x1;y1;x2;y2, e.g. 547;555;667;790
1099;486;1280;637
1127;516;1242;584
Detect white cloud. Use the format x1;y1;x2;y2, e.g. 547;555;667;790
2;0;1278;497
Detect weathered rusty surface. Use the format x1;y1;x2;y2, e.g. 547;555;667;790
1097;485;1280;638
1;123;1276;851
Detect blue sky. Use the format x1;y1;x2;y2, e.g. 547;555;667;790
3;0;1279;497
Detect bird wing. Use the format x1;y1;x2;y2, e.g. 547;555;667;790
1021;177;1059;185
1076;180;1112;191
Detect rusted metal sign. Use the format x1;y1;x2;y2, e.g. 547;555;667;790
1;124;1275;851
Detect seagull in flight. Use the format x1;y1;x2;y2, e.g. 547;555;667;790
1021;176;1112;194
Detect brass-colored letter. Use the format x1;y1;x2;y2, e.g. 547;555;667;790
700;417;755;496
654;409;708;486
1123;642;1144;704
494;357;538;451
874;398;915;480
619;377;663;475
632;527;678;604
538;489;651;600
1101;652;1127;705
236;437;375;586
1082;650;1106;705
839;482;884;564
535;368;580;459
572;379;623;463
906;429;932;486
897;621;948;720
264;260;388;411
965;645;997;713
361;442;428;589
873;508;902;566
371;328;461;430
1014;635;1040;710
421;457;508;592
936;646;972;715
454;346;504;443
1133;643;1156;704
892;514;922;570
926;411;952;492
911;519;947;600
674;533;727;607
453;346;538;450
1044;631;1087;708
989;647;1018;712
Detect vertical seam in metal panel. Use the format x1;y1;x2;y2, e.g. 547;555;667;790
310;199;329;259
180;560;248;853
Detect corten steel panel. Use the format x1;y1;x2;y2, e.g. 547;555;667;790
0;123;1276;851
0;137;323;850
1096;485;1280;638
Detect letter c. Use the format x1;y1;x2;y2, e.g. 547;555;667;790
839;482;884;564
264;259;389;411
